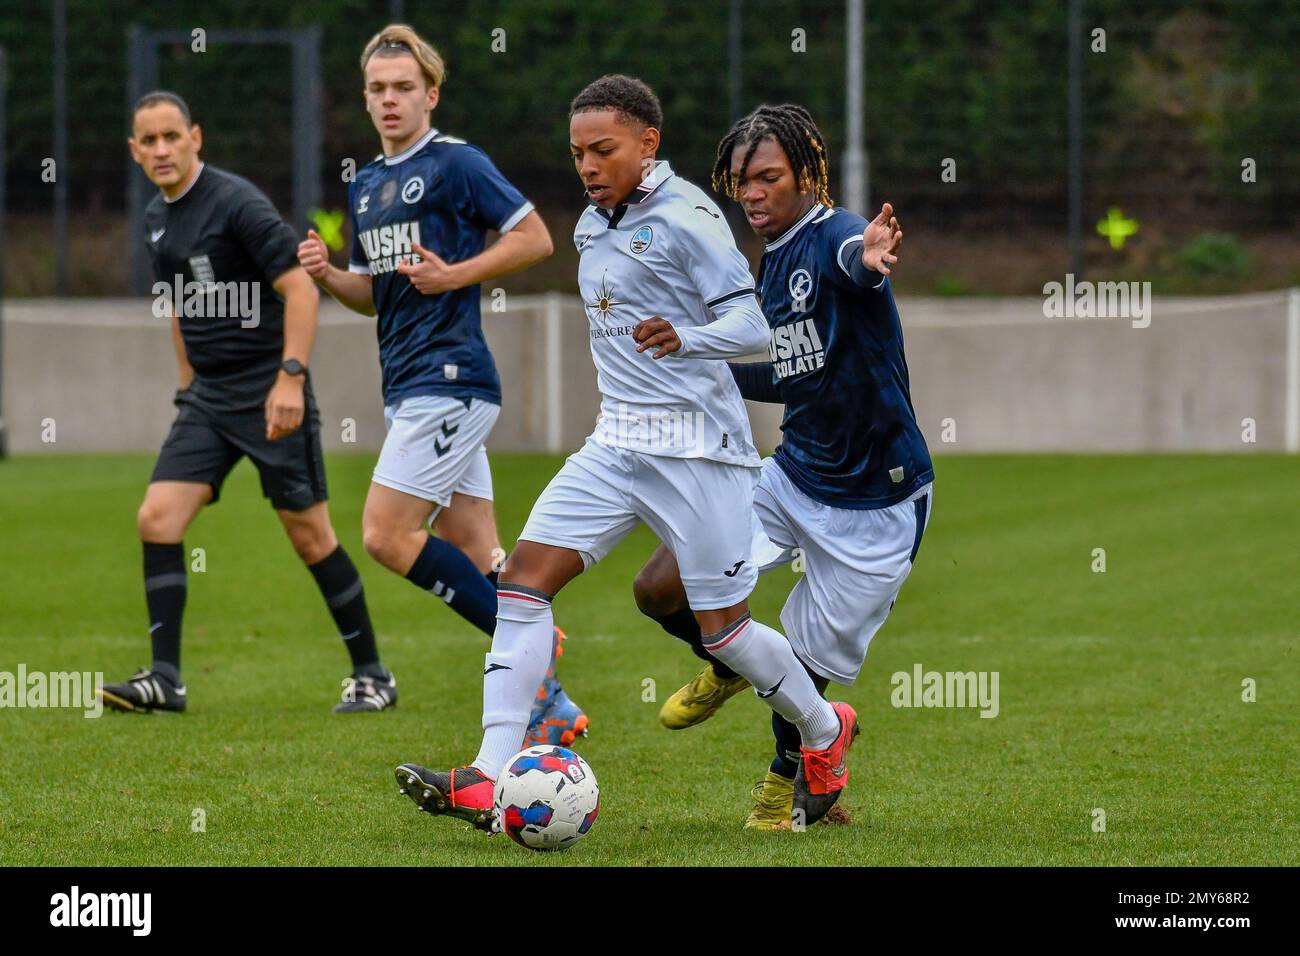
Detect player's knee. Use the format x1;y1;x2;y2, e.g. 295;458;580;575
632;564;678;618
362;521;409;571
361;524;393;568
287;522;335;565
137;499;179;541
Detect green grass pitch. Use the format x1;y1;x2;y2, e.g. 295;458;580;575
0;452;1295;866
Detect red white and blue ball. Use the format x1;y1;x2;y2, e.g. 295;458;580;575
494;745;600;851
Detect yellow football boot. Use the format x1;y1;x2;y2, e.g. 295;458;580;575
744;771;854;830
658;664;750;729
745;771;795;830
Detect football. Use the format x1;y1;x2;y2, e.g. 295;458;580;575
493;745;600;851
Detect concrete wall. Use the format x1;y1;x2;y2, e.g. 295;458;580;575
2;291;1295;455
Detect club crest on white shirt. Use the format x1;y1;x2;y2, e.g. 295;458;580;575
629;225;653;254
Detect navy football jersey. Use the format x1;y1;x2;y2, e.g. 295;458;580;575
756;203;933;509
347;128;534;407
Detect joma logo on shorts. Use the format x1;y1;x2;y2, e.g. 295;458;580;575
770;319;825;380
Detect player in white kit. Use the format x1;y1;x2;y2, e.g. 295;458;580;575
394;76;860;831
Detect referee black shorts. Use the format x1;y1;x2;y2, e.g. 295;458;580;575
150;393;328;512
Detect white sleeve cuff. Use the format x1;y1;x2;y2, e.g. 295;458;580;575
837;236;887;289
348;262;371;275
498;201;535;234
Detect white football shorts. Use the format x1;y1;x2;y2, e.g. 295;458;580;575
751;456;933;684
519;437;762;609
372;395;498;515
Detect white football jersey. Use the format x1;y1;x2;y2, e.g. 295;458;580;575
574;161;761;467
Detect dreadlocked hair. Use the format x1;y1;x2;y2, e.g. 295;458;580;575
712;103;832;208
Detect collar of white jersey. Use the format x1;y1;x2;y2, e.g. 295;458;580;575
590;160;674;226
384;128;440;166
765;202;832;251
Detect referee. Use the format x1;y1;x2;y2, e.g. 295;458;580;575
98;91;396;714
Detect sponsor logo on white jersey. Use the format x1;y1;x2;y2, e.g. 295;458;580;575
585;272;626;325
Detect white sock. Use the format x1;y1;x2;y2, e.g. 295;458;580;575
703;614;840;749
472;583;554;779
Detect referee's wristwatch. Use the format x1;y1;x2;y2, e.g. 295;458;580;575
280;358;308;377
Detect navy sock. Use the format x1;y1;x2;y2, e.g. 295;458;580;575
143;542;186;677
308;545;382;674
770;711;802;779
654;607;739;680
405;535;498;636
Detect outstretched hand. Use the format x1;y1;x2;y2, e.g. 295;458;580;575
861;202;903;275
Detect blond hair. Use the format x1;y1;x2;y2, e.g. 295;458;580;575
360;24;446;89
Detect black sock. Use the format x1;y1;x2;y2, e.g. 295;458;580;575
653;607;739;680
144;542;187;679
770;710;802;779
308;545;382;674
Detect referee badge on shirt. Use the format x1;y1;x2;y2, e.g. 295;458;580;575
629;225;653;254
402;177;425;204
188;255;215;284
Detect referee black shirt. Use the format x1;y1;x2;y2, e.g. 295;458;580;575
145;163;302;413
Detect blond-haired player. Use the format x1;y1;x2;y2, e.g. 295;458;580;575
297;26;587;743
